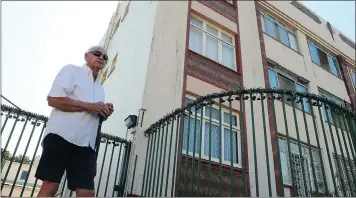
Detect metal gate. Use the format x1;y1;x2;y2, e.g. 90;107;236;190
1;104;131;197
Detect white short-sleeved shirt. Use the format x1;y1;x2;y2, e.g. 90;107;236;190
44;64;105;149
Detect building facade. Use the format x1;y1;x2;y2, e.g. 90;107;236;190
97;0;355;197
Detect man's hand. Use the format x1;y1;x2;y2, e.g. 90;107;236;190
90;102;111;119
106;103;114;116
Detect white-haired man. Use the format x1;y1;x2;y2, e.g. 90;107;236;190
35;46;114;197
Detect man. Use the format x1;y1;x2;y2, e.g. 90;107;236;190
35;46;114;197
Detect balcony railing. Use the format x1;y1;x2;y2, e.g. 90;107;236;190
141;88;356;197
1;104;131;197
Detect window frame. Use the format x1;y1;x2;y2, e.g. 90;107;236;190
318;89;347;130
183;95;242;168
189;15;237;71
260;10;299;52
278;136;325;195
20;170;29;180
268;66;310;113
307;41;341;78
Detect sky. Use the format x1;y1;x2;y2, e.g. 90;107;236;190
1;1;355;156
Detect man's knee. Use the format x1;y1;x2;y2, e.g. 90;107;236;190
76;189;95;197
37;181;59;197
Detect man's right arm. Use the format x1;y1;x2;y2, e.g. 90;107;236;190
47;97;110;118
47;65;110;118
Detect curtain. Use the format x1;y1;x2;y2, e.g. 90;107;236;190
222;43;235;70
189;27;203;54
223;128;237;163
204;122;221;159
206;35;218;62
182;116;201;154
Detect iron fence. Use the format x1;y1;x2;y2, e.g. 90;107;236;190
141;88;356;197
1;104;131;197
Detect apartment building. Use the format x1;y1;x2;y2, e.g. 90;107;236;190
95;0;355;197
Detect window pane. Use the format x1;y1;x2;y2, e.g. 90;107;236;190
222;32;233;44
185;98;202;114
268;69;278;88
278;25;290;47
206;24;218;36
20;171;28;180
296;84;310;113
189;27;203;54
327;55;340;76
204;123;221;159
278;74;295;91
182;116;201;154
206;35;219;62
318;49;330;71
261;14;266;32
265;17;277;38
288;32;298;51
308;43;321;65
352;72;356;86
224;128;237;163
190;16;203;28
224;112;237;126
205;106;220;120
222;43;235;70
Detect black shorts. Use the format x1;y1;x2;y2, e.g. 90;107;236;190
35;133;96;191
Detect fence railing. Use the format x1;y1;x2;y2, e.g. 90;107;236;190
140;88;356;197
1;104;131;197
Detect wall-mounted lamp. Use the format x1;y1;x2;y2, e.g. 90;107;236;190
124;115;138;129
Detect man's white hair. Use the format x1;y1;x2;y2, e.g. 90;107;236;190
86;46;106;53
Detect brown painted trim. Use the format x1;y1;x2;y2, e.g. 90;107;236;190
235;1;250;196
175;0;192;196
197;0;236;22
181;155;245;173
188;50;242;76
187;73;230;91
336;55;356;109
254;1;284;197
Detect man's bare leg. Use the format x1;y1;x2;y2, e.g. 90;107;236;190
76;188;95;197
37;181;59;197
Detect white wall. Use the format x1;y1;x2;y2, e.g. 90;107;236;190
128;1;188;196
93;1;159;196
101;0;158;139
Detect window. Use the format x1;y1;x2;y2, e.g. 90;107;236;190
100;68;108;84
112;18;121;37
260;11;299;51
278;137;325;196
308;42;341;77
349;68;356;88
121;1;130;22
333;155;356;197
189;15;236;71
182;97;241;167
108;53;118;77
268;67;310;113
319;90;346;129
20;171;28;180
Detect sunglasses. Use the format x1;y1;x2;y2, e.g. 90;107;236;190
89;50;108;61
